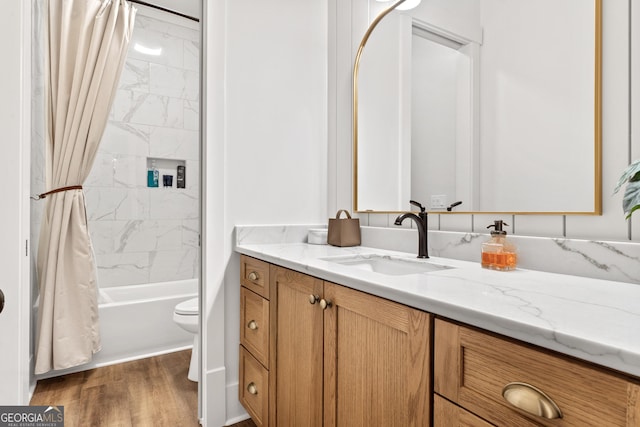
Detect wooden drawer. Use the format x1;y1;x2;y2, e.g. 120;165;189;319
239;345;269;427
241;255;270;299
434;318;640;427
240;286;270;367
434;394;494;427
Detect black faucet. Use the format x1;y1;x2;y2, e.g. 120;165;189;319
394;200;429;258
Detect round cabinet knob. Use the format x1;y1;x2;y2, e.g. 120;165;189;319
248;271;259;281
247;382;258;395
247;320;258;330
319;299;332;310
309;294;320;305
502;382;562;419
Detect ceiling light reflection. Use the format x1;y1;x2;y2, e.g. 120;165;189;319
133;43;162;56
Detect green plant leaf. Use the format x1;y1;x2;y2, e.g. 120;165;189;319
622;180;640;216
614;159;640;194
626;204;640;219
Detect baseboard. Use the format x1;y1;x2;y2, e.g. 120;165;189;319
224;381;249;425
28;380;36;403
225;414;251;426
28;355;36;404
204;366;227;427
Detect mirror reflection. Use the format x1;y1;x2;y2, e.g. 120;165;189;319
354;0;601;214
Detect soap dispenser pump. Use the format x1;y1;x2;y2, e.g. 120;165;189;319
481;220;517;271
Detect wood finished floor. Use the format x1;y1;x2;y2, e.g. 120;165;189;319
30;350;198;427
229;420;257;427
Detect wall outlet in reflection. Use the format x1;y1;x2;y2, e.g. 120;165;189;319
430;195;447;209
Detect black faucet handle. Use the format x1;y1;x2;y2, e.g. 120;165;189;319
409;200;426;212
446;201;463;211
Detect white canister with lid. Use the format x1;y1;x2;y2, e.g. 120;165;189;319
307;228;328;245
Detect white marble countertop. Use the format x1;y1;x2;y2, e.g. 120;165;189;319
235;241;640;378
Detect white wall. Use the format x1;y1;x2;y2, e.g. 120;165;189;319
204;0;328;424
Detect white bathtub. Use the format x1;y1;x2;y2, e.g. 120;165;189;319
37;279;198;379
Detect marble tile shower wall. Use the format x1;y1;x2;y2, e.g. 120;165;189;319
84;10;200;288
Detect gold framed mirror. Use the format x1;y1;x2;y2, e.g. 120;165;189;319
353;0;602;214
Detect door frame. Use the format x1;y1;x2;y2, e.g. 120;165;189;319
0;0;32;405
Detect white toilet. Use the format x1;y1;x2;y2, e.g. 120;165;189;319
173;297;199;382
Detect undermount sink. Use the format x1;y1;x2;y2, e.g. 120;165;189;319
322;254;454;276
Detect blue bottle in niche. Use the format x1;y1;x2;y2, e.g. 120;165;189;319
147;160;159;187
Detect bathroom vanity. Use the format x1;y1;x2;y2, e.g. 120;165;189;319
239;255;431;426
236;238;640;426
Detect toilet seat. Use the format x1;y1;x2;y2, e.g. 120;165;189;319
175;297;199;316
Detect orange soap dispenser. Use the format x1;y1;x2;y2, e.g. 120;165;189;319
481;220;517;271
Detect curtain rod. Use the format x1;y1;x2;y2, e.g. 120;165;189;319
129;0;200;23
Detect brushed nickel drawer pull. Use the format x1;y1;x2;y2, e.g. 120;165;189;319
247;320;258;330
248;271;259;281
309;294;320;305
502;382;562;419
320;299;332;310
247;382;258;395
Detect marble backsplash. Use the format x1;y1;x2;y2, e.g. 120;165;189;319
235;225;640;285
84;7;200;288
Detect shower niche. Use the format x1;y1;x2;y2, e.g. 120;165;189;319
147;157;187;189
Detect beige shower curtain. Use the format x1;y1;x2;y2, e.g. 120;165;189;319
35;0;136;374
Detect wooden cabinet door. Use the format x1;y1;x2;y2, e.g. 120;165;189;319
323;282;432;427
272;266;324;427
